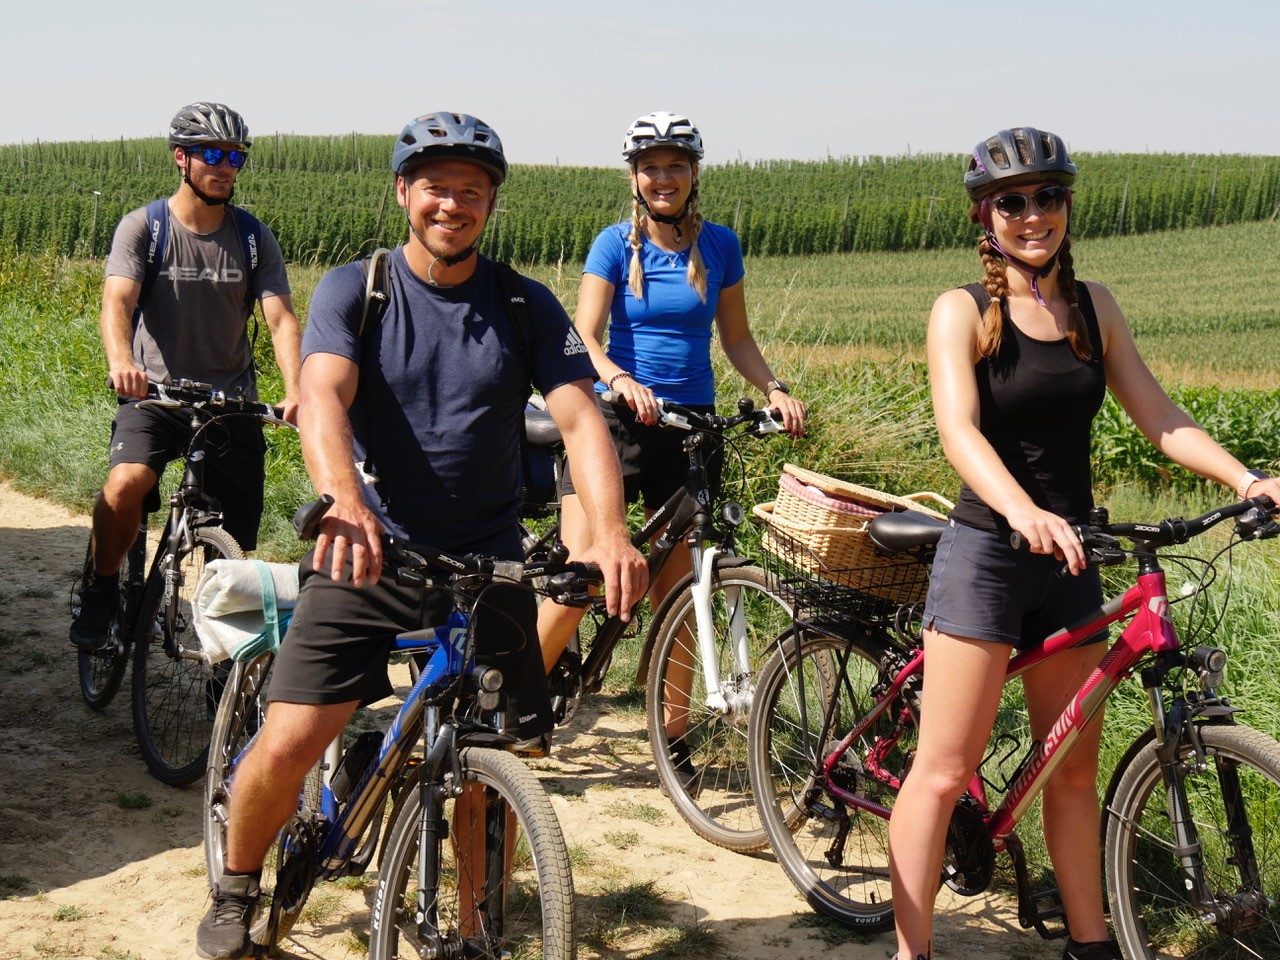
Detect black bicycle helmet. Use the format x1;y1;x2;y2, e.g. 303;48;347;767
392;112;507;185
622;112;704;162
169;102;251;149
964;127;1076;200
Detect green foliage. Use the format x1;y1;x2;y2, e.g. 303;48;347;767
4;136;1280;264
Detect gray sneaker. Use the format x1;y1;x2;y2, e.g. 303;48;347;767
196;873;260;960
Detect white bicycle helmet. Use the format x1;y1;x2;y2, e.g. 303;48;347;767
622;112;704;162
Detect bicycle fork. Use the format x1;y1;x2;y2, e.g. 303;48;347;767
688;545;753;719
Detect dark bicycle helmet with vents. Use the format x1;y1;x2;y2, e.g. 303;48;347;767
392;112;507;185
964;127;1076;200
169;102;251;149
622;112;704;162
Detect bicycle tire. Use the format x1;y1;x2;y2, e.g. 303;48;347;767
748;627;913;930
73;538;132;710
645;564;793;852
132;524;243;786
205;652;324;949
369;746;575;960
1104;722;1280;960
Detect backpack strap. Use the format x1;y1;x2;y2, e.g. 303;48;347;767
135;198;171;321
357;247;392;345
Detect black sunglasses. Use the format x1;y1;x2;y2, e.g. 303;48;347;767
991;184;1069;219
188;146;248;169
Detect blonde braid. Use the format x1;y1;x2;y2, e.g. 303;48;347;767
976;235;1009;358
627;198;646;300
1055;238;1094;360
685;192;708;303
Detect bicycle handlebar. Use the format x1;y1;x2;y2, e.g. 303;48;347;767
1009;495;1279;565
598;390;784;435
132;378;294;429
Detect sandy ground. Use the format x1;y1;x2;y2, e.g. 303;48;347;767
0;478;1062;960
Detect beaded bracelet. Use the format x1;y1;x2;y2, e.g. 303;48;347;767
607;371;634;389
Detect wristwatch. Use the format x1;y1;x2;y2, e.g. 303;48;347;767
765;378;790;398
1236;468;1270;499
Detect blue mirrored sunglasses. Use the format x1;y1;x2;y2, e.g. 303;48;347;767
188;146;248;169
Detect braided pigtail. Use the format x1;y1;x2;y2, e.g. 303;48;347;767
1055;238;1093;360
976;234;1009;358
627;198;646;301
685;192;708;304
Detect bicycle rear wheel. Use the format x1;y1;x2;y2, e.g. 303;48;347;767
132;524;243;785
73;536;136;710
1104;722;1280;960
645;564;793;852
369;747;574;960
205;652;324;949
748;626;913;930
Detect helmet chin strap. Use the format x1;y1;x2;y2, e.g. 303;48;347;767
407;214;477;287
182;157;232;207
637;185;698;244
979;195;1071;307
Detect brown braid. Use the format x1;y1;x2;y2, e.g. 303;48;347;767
627;198;646;300
685;191;708;303
976;235;1009;358
1055;238;1094;360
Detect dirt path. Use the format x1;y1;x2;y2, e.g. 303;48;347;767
0;479;1061;960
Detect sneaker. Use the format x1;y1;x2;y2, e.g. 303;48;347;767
660;738;699;796
70;573;119;652
1063;938;1121;960
196;873;260;960
510;731;552;758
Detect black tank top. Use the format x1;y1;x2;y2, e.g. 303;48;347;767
948;282;1106;530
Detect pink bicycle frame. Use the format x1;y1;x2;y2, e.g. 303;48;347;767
826;566;1181;845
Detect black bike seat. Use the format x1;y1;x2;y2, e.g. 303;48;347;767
869;510;948;553
524;407;562;447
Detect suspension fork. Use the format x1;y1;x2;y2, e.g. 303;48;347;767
415;706;452;949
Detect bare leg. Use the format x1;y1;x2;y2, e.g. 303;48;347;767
889;629;1009;960
536;493;591;673
1023;643;1110;944
651;541;695;739
224;700;357;873
91;462;157;575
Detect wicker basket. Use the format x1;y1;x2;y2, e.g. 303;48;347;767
753;465;951;606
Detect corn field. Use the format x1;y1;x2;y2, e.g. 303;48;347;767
3;134;1279;264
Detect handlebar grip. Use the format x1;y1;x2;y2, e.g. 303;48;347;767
293;494;335;541
1009;531;1028;551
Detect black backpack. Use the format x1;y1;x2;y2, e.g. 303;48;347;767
357;248;551;506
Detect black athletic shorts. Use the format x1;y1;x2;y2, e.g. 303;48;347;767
268;548;552;740
109;399;266;551
561;398;723;508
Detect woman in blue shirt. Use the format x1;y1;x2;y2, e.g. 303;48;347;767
537;112;806;783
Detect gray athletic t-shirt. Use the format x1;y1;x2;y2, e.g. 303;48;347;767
104;203;291;395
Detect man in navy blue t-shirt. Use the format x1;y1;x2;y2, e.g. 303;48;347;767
197;112;646;960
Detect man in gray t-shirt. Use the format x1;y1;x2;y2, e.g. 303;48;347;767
70;102;302;651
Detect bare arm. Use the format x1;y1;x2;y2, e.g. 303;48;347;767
1092;281;1279;502
259;293;302;423
573;272;664;425
927;288;1088;572
714;280;806;436
100;275;148;398
543;378;647;617
298;352;384;586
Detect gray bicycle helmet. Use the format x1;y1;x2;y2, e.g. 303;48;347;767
392;112;507;185
964;127;1076;200
169;102;251;149
622;112;704;162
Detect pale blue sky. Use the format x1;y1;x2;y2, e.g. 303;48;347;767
4;0;1275;166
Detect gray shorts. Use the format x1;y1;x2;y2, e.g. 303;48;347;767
921;520;1107;650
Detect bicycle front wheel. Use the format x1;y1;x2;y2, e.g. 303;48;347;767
205;652;323;949
369;747;574;960
132;524;243;786
1104;722;1280;960
73;537;132;710
748;627;912;931
645;563;792;852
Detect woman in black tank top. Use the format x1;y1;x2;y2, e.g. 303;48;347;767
886;128;1280;960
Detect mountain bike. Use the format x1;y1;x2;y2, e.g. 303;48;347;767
71;379;294;785
748;494;1280;960
204;497;601;960
520;394;795;852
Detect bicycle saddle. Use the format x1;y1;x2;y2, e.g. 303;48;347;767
868;510;947;554
524;407;562;447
